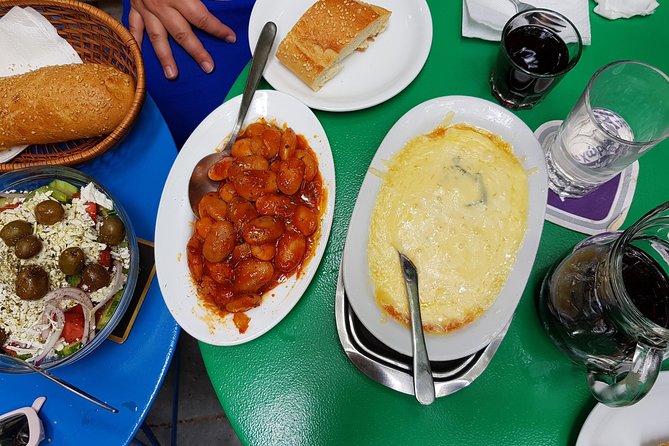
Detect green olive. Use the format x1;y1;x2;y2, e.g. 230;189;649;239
14;235;42;259
34;200;64;225
0;220;33;247
59;247;86;275
99;215;125;246
81;263;111;292
16;265;49;300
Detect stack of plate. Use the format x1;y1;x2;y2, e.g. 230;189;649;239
336;96;549;398
335;264;510;398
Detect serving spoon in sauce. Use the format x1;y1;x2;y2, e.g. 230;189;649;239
0;353;118;413
188;21;277;217
398;252;435;405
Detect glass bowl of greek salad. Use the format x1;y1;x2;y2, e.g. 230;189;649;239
0;166;138;372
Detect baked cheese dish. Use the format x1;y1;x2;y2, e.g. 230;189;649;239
367;119;529;334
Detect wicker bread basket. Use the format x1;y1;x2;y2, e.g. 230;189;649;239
0;0;145;171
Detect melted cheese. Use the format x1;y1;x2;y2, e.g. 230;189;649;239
368;123;528;334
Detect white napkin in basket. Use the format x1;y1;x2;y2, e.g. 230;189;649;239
462;0;592;45
0;6;82;162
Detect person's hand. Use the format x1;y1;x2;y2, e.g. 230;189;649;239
128;0;237;80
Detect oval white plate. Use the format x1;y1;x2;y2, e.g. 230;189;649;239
576;371;669;446
342;96;548;360
248;0;433;112
155;90;336;346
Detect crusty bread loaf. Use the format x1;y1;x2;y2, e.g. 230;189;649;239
276;0;391;91
0;63;135;149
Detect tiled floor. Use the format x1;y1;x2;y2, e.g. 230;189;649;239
133;334;242;446
91;1;243;444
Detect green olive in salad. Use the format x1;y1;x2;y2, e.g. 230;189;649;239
59;247;86;275
16;265;49;300
0;220;33;247
99;215;126;246
14;235;43;259
0;179;131;365
34;200;65;225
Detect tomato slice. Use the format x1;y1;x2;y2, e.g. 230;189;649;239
0;202;20;212
62;305;85;343
98;248;112;268
84;201;97;221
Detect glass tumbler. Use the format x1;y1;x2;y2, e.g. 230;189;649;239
544;60;669;198
539;201;669;407
490;8;582;110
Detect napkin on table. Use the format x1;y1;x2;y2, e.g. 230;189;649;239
593;0;659;19
462;0;592;45
0;6;82;162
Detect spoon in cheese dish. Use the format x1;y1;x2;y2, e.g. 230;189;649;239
398;252;435;405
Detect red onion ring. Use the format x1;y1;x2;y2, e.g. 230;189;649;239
33;304;64;365
0;192;27;199
43;287;93;345
91;260;125;315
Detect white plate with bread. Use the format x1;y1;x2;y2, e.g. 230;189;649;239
249;0;433;112
342;96;548;361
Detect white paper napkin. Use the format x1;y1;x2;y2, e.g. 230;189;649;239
0;6;82;162
462;0;592;45
594;0;659;19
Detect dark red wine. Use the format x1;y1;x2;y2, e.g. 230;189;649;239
491;25;571;109
506;25;569;75
622;246;669;328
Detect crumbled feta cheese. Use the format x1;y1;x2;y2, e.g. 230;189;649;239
79;183;113;210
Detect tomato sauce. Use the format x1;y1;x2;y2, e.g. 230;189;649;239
187;120;326;333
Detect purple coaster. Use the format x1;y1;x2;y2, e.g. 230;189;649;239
536;121;638;235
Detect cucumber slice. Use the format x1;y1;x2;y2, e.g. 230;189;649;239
99;207;118;217
48;180;79;201
56;342;81;357
49;189;68;203
97;290;124;331
66;274;82;287
24;185;51;202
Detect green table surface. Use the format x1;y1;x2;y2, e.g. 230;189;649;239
200;1;669;444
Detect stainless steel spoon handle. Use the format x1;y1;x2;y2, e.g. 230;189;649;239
26;361;119;413
0;353;119;413
225;21;277;151
399;253;435;405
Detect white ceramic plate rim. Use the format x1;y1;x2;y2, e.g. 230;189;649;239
0;145;26;163
342;95;548;360
155;90;336;346
576;371;669;446
248;0;433;112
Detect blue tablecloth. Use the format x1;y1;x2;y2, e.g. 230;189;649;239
0;96;180;446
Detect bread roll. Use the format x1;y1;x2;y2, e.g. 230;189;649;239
276;0;391;91
0;63;135;149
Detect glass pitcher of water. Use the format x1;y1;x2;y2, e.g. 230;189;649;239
539;202;669;407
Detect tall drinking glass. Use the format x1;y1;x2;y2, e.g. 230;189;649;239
544;60;669;198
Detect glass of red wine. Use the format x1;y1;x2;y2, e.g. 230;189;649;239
490;8;582;110
539;201;669;407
